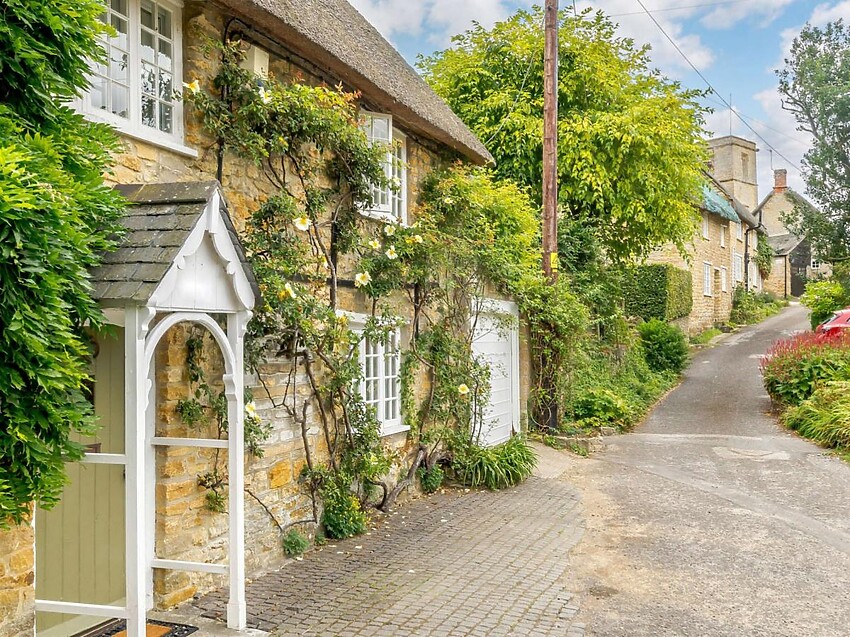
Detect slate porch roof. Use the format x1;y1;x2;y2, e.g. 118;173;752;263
89;181;260;306
767;233;805;257
219;0;492;165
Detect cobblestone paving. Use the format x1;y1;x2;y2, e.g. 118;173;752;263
194;472;585;636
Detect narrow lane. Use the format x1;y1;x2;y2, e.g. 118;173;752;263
567;305;850;637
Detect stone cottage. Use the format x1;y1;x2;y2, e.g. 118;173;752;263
756;169;831;297
0;2;532;637
645;172;762;335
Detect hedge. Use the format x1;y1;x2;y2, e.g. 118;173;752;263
624;264;693;322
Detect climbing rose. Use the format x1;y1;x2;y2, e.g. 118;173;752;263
368;239;381;250
457;383;470;396
355;271;372;287
294;215;311;231
385;246;398;260
183;79;200;93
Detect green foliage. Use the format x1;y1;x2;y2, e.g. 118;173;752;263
778;21;850;260
730;288;786;325
782;381;850;450
0;0;124;524
450;436;537;490
0;0;110;123
624;264;693;322
637;319;689;375
416;465;444;494
571;388;631;427
800;279;848;328
420;8;707;262
755;238;774;278
282;529;311;556
562;335;677;432
320;475;368;539
690;328;722;345
761;331;850;406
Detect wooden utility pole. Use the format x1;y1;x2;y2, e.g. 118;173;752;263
542;0;559;282
541;0;559;433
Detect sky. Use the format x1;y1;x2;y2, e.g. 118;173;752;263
346;0;850;204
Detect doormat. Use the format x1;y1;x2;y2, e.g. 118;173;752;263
82;619;199;637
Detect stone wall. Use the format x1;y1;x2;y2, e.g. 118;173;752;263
0;522;34;637
763;255;791;298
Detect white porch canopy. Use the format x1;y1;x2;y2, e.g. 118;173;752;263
34;182;259;636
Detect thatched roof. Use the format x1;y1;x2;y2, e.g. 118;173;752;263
219;0;493;165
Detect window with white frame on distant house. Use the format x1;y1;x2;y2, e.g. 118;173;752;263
703;262;712;296
736;220;744;241
702;212;710;240
720;223;726;248
811;258;822;270
360;112;408;224
721;266;728;293
733;251;744;282
81;0;185;149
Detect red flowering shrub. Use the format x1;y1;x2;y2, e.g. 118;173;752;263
761;330;850;405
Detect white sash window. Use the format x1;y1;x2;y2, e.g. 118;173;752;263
361;111;408;224
80;0;187;151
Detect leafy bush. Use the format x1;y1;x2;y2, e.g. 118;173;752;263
417;465;444;494
282;529;310;556
562;330;678;432
0;0;125;524
450;436;537;490
800;280;848;329
637;319;689;374
320;477;368;539
782;381;850;449
730;287;786;325
572;388;631;427
624;264;693;322
761;331;850;405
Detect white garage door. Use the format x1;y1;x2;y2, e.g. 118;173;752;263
472;299;520;447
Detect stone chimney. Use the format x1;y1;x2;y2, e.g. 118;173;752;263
774;169;788;193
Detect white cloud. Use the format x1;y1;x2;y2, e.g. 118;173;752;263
700;0;795;30
810;1;850;25
347;0;535;48
573;0;715;77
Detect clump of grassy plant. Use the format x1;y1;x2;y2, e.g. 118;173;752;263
450;436;537;490
782;381;850;449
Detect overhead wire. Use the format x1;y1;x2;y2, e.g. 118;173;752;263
483;14;546;147
608;0;764;18
632;0;804;173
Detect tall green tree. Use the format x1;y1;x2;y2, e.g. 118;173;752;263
0;0;124;524
419;8;709;263
778;20;850;261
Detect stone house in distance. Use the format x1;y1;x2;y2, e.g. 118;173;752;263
757;169;831;297
0;3;533;637
645;136;767;336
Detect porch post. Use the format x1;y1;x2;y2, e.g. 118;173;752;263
125;306;150;637
226;311;248;629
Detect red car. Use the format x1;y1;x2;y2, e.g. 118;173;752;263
815;308;850;335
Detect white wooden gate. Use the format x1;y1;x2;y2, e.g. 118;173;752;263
471;300;520;447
